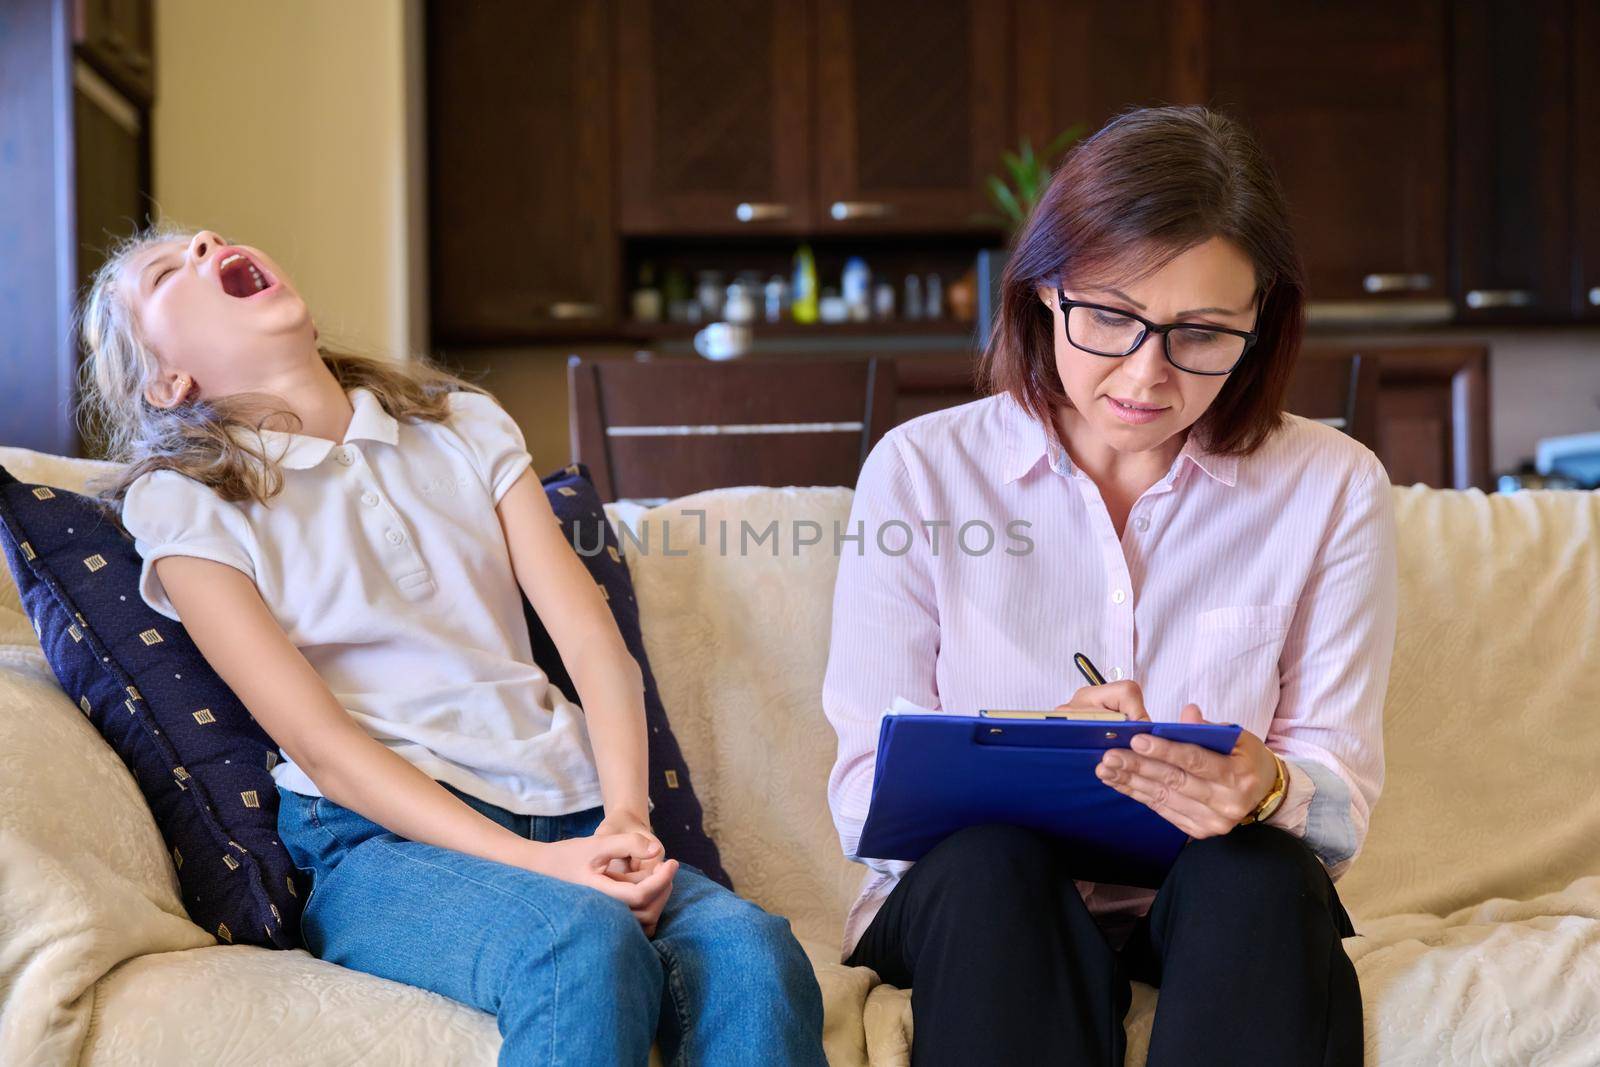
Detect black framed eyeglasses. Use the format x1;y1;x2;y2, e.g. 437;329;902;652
1054;287;1261;376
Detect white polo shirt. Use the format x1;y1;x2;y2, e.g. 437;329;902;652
120;386;604;815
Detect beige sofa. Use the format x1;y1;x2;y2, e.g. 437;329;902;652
3;443;1599;1066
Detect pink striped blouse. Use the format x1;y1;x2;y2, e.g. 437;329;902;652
822;391;1396;960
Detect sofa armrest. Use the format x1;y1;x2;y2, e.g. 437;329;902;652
0;647;211;1063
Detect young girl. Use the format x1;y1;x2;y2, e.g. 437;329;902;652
80;223;826;1067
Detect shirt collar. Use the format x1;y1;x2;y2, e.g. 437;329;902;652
228;386;399;471
998;391;1238;488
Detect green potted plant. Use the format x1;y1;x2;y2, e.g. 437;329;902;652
983;126;1086;233
974;125;1085;333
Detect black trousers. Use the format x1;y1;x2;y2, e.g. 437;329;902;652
847;822;1362;1067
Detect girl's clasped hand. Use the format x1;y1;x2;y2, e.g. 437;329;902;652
523;828;678;936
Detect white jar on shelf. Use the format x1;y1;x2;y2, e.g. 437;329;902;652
723;282;756;324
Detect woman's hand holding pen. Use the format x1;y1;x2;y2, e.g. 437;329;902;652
1054;678;1155;722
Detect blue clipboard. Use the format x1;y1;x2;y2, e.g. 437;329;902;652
854;714;1243;887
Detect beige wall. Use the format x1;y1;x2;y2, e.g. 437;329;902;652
1485;330;1600;472
152;0;423;360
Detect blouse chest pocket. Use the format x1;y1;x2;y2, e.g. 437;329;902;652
1184;604;1296;730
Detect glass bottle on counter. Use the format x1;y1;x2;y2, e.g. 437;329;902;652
764;275;790;322
696;270;726;320
872;281;896;321
724;281;756;325
903;273;924;320
664;267;692;322
630;262;663;323
818;286;848;324
924;273;944;320
791;244;818;324
841;257;872;322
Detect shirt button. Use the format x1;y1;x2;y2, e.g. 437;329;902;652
362;492;379;507
1111;666;1124;681
1133;516;1150;532
385;529;403;545
336;449;354;466
1111;588;1126;605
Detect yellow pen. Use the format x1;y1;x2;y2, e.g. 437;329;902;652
1073;651;1108;688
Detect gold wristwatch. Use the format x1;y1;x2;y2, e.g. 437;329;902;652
1238;752;1288;825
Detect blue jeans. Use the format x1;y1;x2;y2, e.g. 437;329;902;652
277;783;825;1067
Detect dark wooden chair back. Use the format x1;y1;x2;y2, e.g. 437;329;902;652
1284;353;1380;449
568;356;897;502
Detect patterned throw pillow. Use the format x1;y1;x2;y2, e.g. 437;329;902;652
0;465;306;949
529;464;732;888
0;459;732;953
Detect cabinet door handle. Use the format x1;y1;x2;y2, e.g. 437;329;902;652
1362;273;1433;294
1588;286;1599;307
1465;289;1534;310
830;201;893;221
734;202;792;223
545;302;602;321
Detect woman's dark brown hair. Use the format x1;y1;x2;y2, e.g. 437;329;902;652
979;104;1306;457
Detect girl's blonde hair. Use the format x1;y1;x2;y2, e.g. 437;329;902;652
76;222;495;509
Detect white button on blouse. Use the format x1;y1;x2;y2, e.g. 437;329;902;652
120;387;603;816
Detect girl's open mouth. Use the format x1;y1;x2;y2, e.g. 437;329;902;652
217;251;276;298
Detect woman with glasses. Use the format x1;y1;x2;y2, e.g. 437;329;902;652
823;105;1392;1067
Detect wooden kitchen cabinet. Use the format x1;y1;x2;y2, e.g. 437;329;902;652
427;0;1596;340
1573;0;1600;322
615;0;811;234
616;0;1009;237
1013;1;1455;311
814;0;1009;233
73;0;154;104
611;0;998;235
1451;0;1572;323
1205;0;1451;306
1012;0;1208;152
426;0;617;341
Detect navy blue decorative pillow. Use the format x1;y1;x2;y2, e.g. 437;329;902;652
529;463;732;888
0;465;306;948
